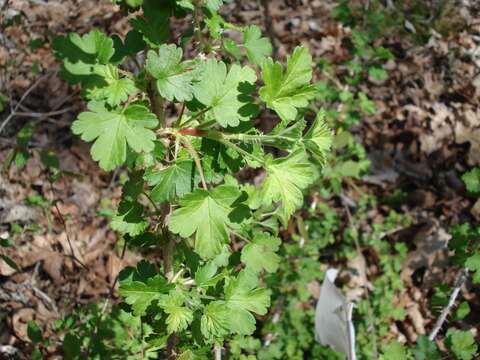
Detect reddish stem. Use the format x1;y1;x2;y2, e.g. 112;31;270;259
178;128;207;137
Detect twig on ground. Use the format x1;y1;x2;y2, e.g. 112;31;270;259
0;72;52;136
428;268;469;341
48;180;89;271
14;107;73;119
26;262;59;314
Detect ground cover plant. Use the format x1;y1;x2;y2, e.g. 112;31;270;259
1;0;479;359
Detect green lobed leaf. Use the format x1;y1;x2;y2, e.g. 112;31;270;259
27;321;42;344
454;302;471;320
159;290;193;334
259;46;316;121
146;45;195;102
380;341;408;360
241;232;281;273
69;30;115;64
465;253;480;283
89;64;137;106
71;102;158;171
224;270;270;335
119;274;173;316
194;261;224;288
266;118;305;150
412;335;441;360
446;329;478;360
110;201;148;236
303;109;332;163
169;185;245;259
205;0;224;12
176;0;194;10
145;160;196;203
358;92;376;114
368;66;388;82
205;13;224;39
193;59;257;127
462;167;480;193
224;38;241;60
243;25;272;66
255;149;315;224
200;301;230;341
130;0;172;47
111;30;146;64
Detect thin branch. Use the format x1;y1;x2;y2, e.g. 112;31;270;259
142;191;161;214
193;0;206;52
180;106;212;128
179;135;208;189
14;107;73;118
148;76;166;126
0;72;51;135
48;180;88;271
429;269;469;341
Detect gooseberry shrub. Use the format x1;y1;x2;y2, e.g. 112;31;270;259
53;0;331;358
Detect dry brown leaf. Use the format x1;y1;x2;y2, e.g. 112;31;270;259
401;220;450;287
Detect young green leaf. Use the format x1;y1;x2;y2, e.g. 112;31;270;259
195;261;224;288
368;66;388;82
130;0;171;47
358;92;375;114
260;46;316;121
380;341;409;360
205;0;224;12
304;110;332;163
159;290;193;334
69;30;115;64
176;0;194;10
111;201;148;236
241;232;280;273
90;64;137;106
111;30;146;64
462;167;480;193
465;253;480;283
224;39;241;60
243;25;272;66
412;335;441;360
146;160;196;203
119;274;173;316
454;302;471;321
71;102;158;171
255;149;315;224
169;185;244;259
225;270;270;335
193;59;257;127
27;321;43;344
446;329;478;360
146;45;195;102
201;301;230;341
